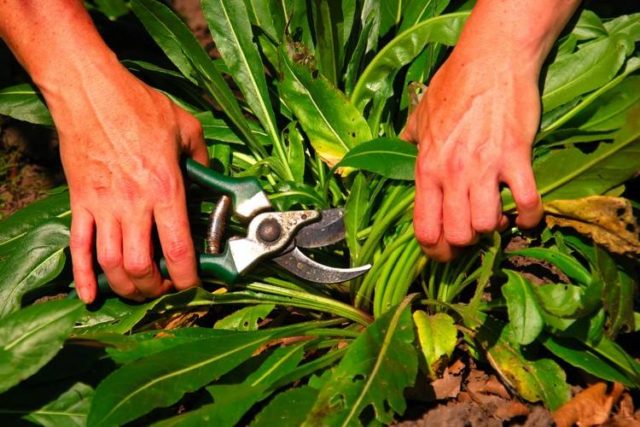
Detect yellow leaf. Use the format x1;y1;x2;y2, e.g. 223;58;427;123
544;196;640;257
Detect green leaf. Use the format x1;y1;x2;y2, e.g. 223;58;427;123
284;122;306;183
590;336;640;384
351;12;468;112
156;344;305;427
0;188;69;250
105;328;234;365
504;109;640;209
604;13;640;40
214;304;275;331
203;0;280;146
23;382;94;427
0;220;69;319
594;246;635;337
251;386;318;427
344;173;371;260
542;336;636;387
506;247;592;286
0;299;84;393
0;83;52;125
194;111;269;145
413;311;457;379
572;10;607;41
501;270;545;345
399;0;450;32
310;0;340;85
477;318;570;410
536;283;584;318
542;35;630;111
279;50;372;168
337;137;418;180
305;296;417;425
131;0;266;158
92;0;129;20
88;324;313;426
571;76;640;132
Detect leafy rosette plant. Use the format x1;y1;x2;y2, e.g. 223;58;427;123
0;1;639;425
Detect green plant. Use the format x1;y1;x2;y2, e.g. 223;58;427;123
0;1;639;425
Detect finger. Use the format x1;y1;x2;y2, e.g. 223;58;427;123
413;176;443;247
421;236;460;263
442;181;477;246
470;178;501;234
96;217;144;301
154;180;199;290
401;111;418;143
498;214;510;232
178;109;209;167
69;207;96;303
503;165;543;229
122;213;168;298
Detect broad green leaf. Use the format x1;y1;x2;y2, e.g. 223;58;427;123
279;50;372;168
590;336;640;385
542;336;636;387
379;0;403;37
477;318;570;410
305;296;417;426
311;0;340;85
88;324;314;426
344;6;377;96
105;328;235;365
344;172;371;260
194;111;269;145
0;220;69;318
0;188;69;250
413;311;457;379
131;0;266;158
604;13;640;40
156;345;305;427
504;109;640;209
203;0;280;146
506;247;592;286
251;386;318;427
284;123;306;183
92;0;129;20
243;0;282;41
572;10;607;41
501;270;544;345
0;83;52;125
399;0;450;32
351;12;468;112
536;283;584;318
214;304;275;331
572;76;640;132
23;382;93;427
337;137;418;180
594;246;635;337
542;35;630;111
0;299;84;393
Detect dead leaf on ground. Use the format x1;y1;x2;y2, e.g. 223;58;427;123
553;382;624;427
545;196;640;257
604;392;640;427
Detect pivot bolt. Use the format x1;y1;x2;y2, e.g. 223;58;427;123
258;218;282;243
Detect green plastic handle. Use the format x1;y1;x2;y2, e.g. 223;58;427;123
87;252;240;298
185;158;269;220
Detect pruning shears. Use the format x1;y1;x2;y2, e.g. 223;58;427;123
182;158;370;284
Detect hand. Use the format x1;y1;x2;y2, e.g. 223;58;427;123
403;49;543;261
48;62;209;302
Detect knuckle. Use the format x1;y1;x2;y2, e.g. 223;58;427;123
69;233;91;252
444;229;474;246
123;258;154;278
98;251;122;270
515;191;540;211
163;239;193;264
473;216;498;234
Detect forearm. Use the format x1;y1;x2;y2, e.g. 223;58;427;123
0;1;120;97
456;0;580;76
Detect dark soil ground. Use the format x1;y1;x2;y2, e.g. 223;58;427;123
1;2;639;426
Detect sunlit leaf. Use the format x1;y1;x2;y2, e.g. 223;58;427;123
413;311;457;379
337;137;417;180
0;83;52;125
501;271;544;345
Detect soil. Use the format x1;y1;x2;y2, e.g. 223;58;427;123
1;2;639;426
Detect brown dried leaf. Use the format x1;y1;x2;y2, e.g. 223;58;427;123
553;382;624;427
545;196;640;256
430;367;463;400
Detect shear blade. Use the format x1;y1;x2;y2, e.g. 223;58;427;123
295;208;346;249
273;247;370;283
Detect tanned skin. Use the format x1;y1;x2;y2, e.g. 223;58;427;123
404;0;580;261
0;0;580;302
0;1;209;303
